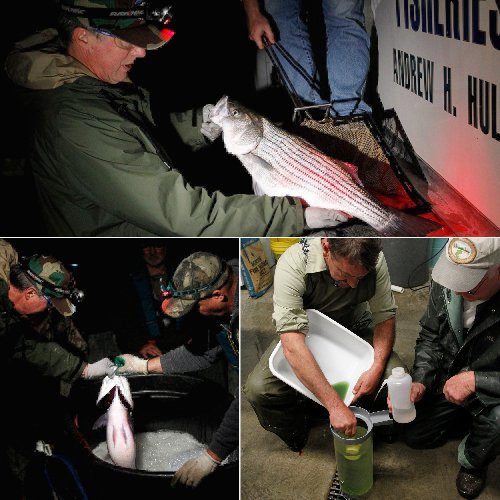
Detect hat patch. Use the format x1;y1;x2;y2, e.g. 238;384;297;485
447;238;477;264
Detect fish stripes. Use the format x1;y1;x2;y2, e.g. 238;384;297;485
257;120;391;229
210;95;442;236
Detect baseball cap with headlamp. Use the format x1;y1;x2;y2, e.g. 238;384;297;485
59;0;175;50
21;255;84;316
161;252;230;318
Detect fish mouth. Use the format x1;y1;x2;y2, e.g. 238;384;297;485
210;95;229;125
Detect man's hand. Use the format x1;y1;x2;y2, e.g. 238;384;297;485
351;366;384;403
388;382;425;412
304;207;349;229
138;340;162;359
246;12;275;49
200;104;222;142
411;382;426;403
82;358;114;379
329;405;357;437
116;354;148;375
443;372;475;405
171;450;220;488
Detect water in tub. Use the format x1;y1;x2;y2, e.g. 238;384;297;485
93;430;234;471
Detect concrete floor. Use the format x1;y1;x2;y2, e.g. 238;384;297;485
240;267;500;500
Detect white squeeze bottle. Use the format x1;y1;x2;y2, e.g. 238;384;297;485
387;367;416;423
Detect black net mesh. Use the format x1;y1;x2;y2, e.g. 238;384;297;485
292;111;430;213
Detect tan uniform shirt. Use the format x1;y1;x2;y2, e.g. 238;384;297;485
272;238;397;334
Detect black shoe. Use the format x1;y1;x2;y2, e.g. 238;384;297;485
456;466;487;499
284;430;309;452
373;423;398;444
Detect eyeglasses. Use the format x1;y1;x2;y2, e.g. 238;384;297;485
41;293;53;307
90;28;137;51
465;273;488;296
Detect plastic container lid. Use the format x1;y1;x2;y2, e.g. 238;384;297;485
391;367;405;378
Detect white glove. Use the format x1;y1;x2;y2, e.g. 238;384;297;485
200;104;222;142
115;354;148;375
83;358;115;379
304;207;349;229
171;450;220;488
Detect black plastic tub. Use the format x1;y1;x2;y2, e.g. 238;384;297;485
66;374;238;500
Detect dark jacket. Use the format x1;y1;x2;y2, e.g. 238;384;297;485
1;278;89;451
412;280;500;416
208;267;239;460
0;279;87;397
5;29;304;237
158;259;240;460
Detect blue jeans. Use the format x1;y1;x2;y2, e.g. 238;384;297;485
263;0;371;116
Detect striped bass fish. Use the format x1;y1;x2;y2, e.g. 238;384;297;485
210;95;442;236
93;374;136;469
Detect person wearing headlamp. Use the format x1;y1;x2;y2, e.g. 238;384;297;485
0;250;115;497
401;237;500;499
4;0;347;237
117;251;239;488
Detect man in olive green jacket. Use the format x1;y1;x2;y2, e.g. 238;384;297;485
4;1;346;236
1;254;114;496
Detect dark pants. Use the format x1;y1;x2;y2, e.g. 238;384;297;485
401;393;500;469
243;329;404;446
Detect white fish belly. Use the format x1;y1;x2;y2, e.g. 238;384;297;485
106;398;136;469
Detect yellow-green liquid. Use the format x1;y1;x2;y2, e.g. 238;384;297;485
331;381;349;402
334;426;373;496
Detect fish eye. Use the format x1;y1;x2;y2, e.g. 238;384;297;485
231;109;239;117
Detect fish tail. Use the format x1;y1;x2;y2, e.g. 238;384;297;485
380;211;443;236
92;413;108;430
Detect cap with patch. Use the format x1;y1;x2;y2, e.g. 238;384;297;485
162;252;229;318
432;238;500;292
24;255;78;316
60;0;175;50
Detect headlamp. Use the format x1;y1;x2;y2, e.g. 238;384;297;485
59;1;174;27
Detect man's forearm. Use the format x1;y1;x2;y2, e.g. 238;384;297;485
146;356;162;373
372;317;396;371
242;0;260;18
281;331;345;413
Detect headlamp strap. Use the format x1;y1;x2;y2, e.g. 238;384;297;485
60;3;173;24
161;262;228;299
24;267;70;297
20;255;84;303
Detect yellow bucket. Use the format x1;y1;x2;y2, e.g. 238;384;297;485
269;238;300;261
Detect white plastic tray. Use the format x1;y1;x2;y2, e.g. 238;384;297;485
269;309;374;407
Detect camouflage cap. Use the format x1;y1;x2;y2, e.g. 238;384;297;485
432;237;500;292
59;0;174;50
162;252;229;318
24;255;77;316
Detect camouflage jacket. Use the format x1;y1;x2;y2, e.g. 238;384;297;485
0;279;88;396
5;29;304;236
0;239;18;283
